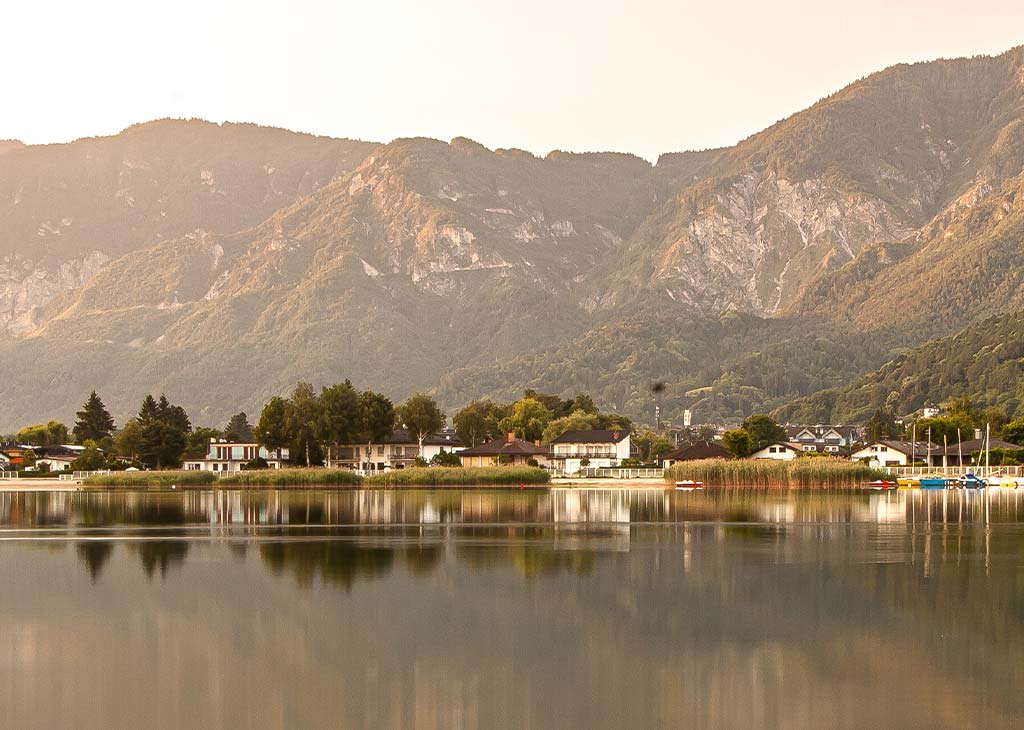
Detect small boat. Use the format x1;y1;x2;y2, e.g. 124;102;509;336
919;477;949;490
988;477;1020;489
674;480;704;490
869;480;897;490
958;474;987;489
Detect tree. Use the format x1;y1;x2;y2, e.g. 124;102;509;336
453;400;502;447
980;406;1009;436
430;448;461;466
946;395;980;425
223;412;254;442
357;390;395;468
915;416;975;446
867;407;899;441
522;389;571;417
135;394;190;468
541;411;602;444
1002;418;1024;446
73;391;115;443
498;397;553;442
70;440;107;471
255;397;290;452
569;394;597;414
399;393;445;456
631;429;673;464
185;427;223;459
114;420;144;462
722;429;752;458
740;414;786;453
286;382;322;467
316;382;359;464
17;420;69;447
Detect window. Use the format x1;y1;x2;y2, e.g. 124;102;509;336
803;445;815;452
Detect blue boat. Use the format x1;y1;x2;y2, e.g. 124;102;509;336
919;477;949;489
958;473;987;489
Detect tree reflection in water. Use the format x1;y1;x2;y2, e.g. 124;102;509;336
76;541;113;583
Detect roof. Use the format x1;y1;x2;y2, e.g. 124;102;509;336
35;445;87;459
550;429;629;445
458;436;549;457
756;441;850;455
785;425;862;440
664;441;730;461
934;438;1021;455
857;440;937;456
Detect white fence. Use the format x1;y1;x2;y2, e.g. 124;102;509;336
552;467;664;479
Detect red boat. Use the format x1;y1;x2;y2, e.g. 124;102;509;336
868;480;897;490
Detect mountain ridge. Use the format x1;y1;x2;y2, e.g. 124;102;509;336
1;47;1024;429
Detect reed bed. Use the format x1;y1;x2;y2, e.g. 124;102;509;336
665;458;886;488
83;470;216;487
217;468;363;487
364;466;550;487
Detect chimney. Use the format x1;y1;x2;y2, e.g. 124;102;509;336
507;432;515;443
613;431;619;441
534;439;541;447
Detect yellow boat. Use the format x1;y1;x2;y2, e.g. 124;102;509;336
897;477;920;489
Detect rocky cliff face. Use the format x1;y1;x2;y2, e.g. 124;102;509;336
644;171;912;314
0;120;377;333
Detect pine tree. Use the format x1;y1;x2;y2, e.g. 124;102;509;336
73;391;116;443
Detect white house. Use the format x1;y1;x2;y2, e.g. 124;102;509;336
183;440;289;473
34;445;85;472
751;442;803;461
326;428;464;473
785;425;863;449
850;440;936;468
549;430;631;473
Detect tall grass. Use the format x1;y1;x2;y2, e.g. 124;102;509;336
364;466;550;487
217;468;362;487
83;470;216;487
665;458;886;488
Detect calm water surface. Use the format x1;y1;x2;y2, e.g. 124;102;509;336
2;487;1024;730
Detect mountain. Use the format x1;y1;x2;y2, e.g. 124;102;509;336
774;309;1024;423
0;120;377;333
1;47;1024;431
603;46;1024;317
0;137;669;427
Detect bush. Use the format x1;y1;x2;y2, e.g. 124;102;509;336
217;468;362;486
430;449;462;466
665;458;885;488
242;457;269;470
83;470;216;487
365;466;550;487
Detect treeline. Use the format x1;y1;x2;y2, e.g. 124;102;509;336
10;385;634;471
8;391;256;472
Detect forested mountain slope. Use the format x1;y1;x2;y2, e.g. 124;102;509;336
774;309;1024;423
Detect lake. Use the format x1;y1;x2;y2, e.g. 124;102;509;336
2;487;1023;729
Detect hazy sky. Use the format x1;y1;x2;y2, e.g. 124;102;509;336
4;0;1023;160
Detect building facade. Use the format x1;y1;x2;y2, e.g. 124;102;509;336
458;434;551;468
549;430;631;473
183;440;289;473
326;429;463;473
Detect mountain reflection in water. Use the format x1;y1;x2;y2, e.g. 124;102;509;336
2;487;1024;730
